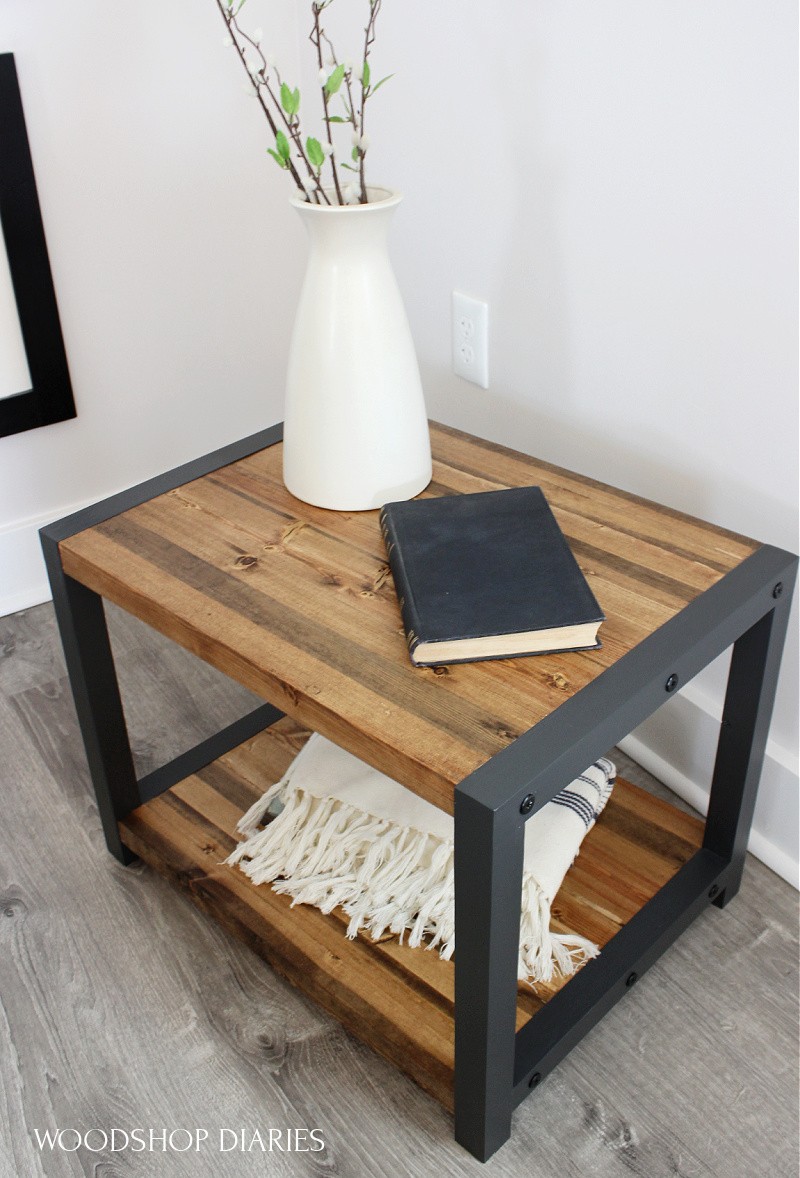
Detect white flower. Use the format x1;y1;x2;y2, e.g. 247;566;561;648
241;83;257;97
301;173;317;193
343;184;360;204
318;68;328;85
246;58;260;76
322;141;335;157
222;36;234;48
355;62;367;83
252;27;263;44
264;50;277;67
351;132;370;153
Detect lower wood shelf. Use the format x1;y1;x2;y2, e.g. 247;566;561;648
119;717;704;1112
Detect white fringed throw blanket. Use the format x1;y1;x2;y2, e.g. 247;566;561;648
228;734;616;986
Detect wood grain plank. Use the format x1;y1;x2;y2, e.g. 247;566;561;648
58;425;761;820
429;424;757;563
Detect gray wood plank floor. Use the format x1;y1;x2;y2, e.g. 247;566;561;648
1;601;797;1178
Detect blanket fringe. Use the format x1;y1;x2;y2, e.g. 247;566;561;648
518;876;599;983
227;780;600;986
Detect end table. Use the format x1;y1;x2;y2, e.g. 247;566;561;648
41;423;797;1161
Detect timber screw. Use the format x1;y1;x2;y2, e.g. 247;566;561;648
520;794;536;815
773;582;783;599
626;972;638;987
665;673;679;692
529;1072;542;1089
708;884;720;899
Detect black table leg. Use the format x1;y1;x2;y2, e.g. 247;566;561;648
42;560;139;864
453;789;524;1160
704;577;795;905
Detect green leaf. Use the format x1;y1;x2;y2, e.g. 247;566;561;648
327;115;347;123
267;148;287;169
370;73;394;95
275;130;290;162
351;145;360;162
280;83;300;117
340;162;359;172
324;64;346;96
306;137;325;170
361;60;370;89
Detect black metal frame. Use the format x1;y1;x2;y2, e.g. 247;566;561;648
40;426;797;1162
0;53;75;439
453;546;796;1159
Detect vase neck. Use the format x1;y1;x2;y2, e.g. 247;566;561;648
294;198;398;256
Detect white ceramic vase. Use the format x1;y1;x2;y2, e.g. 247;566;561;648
282;187;432;511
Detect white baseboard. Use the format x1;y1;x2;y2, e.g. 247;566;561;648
1;516;51;617
619;684;799;890
0;498;101;617
0;582;52;617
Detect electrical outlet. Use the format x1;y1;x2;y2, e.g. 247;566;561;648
452;292;489;388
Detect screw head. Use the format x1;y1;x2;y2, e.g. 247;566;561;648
665;673;679;693
773;582;784;599
625;971;638;988
529;1072;542;1089
520;794;536;815
708;884;720;900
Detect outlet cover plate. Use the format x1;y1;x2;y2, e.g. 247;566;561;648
452;291;489;388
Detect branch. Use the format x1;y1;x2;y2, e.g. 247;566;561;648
357;0;382;203
310;3;344;204
215;0;330;204
319;32;357;134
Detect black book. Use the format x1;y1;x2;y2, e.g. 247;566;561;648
379;485;604;666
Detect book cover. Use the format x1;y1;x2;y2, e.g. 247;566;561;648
379;485;604;666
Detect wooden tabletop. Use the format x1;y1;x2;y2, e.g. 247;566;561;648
59;423;759;814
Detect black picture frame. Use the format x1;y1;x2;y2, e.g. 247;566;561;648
0;52;75;439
